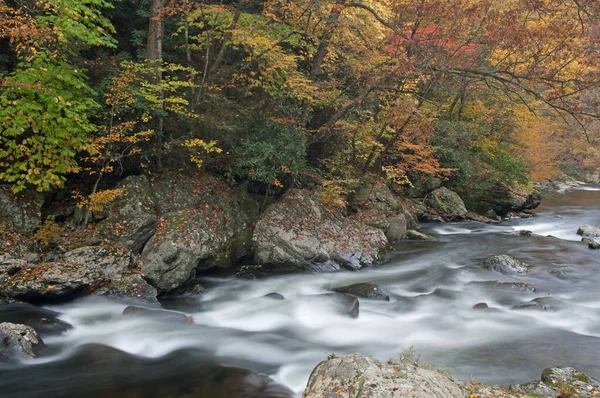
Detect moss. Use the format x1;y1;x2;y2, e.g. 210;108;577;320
541;368;554;384
573;372;591;383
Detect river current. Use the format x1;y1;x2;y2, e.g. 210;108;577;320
1;187;599;397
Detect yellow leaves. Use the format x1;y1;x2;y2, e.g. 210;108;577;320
182;139;222;169
73;188;122;213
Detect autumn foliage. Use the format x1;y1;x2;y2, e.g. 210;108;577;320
1;0;599;204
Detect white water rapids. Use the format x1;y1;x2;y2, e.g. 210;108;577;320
3;187;600;397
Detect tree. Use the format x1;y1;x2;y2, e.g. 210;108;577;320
0;0;116;192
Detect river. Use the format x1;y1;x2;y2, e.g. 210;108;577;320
1;187;599;397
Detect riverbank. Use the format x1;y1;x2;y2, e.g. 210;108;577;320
1;178;600;397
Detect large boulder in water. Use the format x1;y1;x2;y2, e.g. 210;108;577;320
0;303;72;335
303;353;463;398
481;254;529;276
424;187;467;220
481;182;541;215
350;182;417;240
0;322;45;360
97;175;157;254
253;189;388;271
141;172;258;293
0;245;132;303
0;186;44;236
577;225;600;249
333;283;390;301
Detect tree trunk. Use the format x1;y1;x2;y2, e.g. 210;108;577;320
147;0;164;171
310;0;346;80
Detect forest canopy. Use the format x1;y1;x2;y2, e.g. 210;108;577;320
1;0;600;206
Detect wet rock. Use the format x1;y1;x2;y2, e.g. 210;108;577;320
466;211;500;224
512;367;600;398
513;297;566;311
424;187;468;220
470;281;536;293
97;175;157;254
253;189;388;271
142;173;258;293
0;345;295;397
406;230;437;241
519;230;533;236
473;302;489;309
303;353;463;398
311;293;360;318
513;301;547;311
94;274;159;306
536;178;586;194
122;305;194;324
480;254;529;276
0;186;44;236
0;303;72;335
0;245;132;303
263;292;285;300
577;225;600;249
0;322;45;360
585;238;600;249
333;283;390;301
482;182;541;216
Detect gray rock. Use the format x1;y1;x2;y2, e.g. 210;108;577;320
0;322;45;360
483;182;541;215
470;281;536;293
0;246;132;303
577;225;600;238
263;293;285;300
578;225;600;249
122;305;194;324
513;367;600;397
350;211;407;242
309;293;360;318
98;175;157;254
481;254;529;276
94;274;159;305
302;353;463;398
141;174;258;293
0;302;72;335
0;186;44;236
386;215;407;241
253;190;388;271
406;230;437;241
466;211;500;224
519;230;533;237
352;182;402;213
333;283;390;301
424;187;468;220
473;302;489;309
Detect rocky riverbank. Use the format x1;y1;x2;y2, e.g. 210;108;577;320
0;171;545;305
3;171;599;397
302;353;600;398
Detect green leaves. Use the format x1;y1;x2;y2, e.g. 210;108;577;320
0;0;116;192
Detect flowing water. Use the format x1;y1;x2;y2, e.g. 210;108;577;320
1;187;600;397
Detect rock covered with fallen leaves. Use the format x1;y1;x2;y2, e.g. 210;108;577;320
253;189;388;271
302;353;463;398
141;172;259;293
0;245;136;303
97;175;158;254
